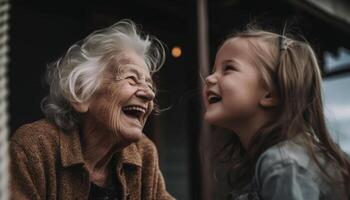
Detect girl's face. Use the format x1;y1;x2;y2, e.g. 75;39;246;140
203;38;268;131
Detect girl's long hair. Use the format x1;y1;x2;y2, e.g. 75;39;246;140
217;25;350;196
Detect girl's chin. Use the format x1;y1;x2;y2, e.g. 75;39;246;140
204;112;217;124
204;118;220;128
204;114;228;128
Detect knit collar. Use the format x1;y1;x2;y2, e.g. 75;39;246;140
59;128;142;168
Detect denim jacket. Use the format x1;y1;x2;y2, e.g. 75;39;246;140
228;137;347;200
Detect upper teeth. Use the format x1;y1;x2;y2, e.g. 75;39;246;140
123;106;146;113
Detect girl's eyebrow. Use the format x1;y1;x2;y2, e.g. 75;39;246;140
223;59;239;66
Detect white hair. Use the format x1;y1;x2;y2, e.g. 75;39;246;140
41;19;165;131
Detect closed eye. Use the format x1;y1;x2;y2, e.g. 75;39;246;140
224;65;237;72
127;75;155;93
126;75;138;85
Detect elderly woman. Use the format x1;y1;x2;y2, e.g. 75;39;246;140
10;20;174;200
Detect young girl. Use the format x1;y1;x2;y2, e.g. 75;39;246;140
203;25;350;200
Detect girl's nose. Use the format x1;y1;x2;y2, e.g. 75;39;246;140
205;74;217;86
135;85;155;101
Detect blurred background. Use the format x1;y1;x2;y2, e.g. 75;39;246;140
6;0;350;199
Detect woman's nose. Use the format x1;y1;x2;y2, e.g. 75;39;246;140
205;74;217;86
135;85;155;101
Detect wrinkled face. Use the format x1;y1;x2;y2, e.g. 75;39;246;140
87;51;155;143
203;38;267;130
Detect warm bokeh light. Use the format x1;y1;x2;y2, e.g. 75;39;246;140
171;46;182;58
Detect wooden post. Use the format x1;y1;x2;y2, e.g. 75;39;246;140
197;0;211;199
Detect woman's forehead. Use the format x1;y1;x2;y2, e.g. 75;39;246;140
115;51;150;74
118;54;144;65
119;64;150;75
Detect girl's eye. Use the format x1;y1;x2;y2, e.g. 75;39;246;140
224;65;236;71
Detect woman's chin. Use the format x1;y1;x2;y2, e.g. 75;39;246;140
120;128;144;143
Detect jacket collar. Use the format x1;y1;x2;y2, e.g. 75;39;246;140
59;128;142;168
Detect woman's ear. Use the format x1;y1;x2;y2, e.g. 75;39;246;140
260;91;279;108
71;101;90;113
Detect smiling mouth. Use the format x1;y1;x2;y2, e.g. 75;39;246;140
208;93;222;104
122;105;147;121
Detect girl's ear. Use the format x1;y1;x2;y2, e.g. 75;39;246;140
260;91;279;108
71;101;90;113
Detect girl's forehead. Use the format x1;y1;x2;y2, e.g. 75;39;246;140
216;38;251;59
222;38;250;51
214;37;260;70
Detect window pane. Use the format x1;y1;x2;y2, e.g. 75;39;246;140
323;74;350;154
324;47;350;73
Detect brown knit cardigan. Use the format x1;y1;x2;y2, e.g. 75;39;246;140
10;119;175;200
